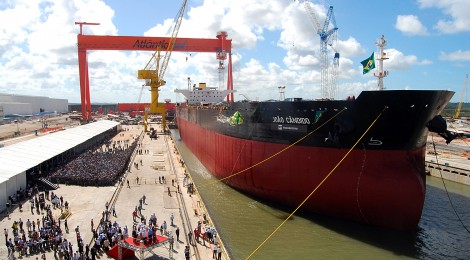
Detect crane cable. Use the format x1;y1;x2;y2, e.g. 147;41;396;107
198;107;347;189
245;106;387;260
430;135;470;234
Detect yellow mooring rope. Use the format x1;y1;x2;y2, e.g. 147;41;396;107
245;106;387;259
198;108;347;189
431;135;470;234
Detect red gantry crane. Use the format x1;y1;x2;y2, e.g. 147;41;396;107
75;31;232;122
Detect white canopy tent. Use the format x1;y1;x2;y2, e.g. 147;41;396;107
0;120;120;212
0;176;9;212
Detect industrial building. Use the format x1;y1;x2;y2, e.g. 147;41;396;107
0;93;68;116
0;120;121;212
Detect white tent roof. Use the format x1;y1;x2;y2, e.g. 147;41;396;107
0;120;120;179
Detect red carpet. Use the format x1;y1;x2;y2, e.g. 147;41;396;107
106;236;169;259
106;244;135;259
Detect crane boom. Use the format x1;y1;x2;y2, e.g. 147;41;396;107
159;0;187;82
138;0;188;131
301;1;339;100
302;1;321;33
454;74;468;119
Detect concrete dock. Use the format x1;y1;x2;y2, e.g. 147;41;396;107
425;130;470;186
0;122;227;259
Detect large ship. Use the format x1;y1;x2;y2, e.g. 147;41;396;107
174;36;455;231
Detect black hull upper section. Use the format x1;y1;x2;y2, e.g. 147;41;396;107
176;90;454;151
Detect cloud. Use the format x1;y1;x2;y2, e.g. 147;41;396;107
0;0;120;102
382;49;423;70
176;0;288;49
357;49;429;75
335;37;365;57
418;0;470;33
439;50;470;61
395;15;428;35
0;0;380;104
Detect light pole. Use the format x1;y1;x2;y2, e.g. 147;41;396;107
14;119;19;135
278;86;285;101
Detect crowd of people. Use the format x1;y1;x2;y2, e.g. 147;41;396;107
4;190;83;260
90;196;176;259
3;126;226;259
49;138;138;186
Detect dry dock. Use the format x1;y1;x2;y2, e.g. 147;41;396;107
0;122;227;260
425;127;470;186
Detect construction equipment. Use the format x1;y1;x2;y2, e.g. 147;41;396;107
329;43;339;99
301;1;339;100
454;74;468;119
137;0;188;131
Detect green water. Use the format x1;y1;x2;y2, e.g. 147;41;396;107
172;131;470;259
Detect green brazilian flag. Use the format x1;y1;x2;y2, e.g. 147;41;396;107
361;52;375;74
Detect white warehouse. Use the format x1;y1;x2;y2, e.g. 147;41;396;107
0;93;68;116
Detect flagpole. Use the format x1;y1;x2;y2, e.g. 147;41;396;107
374;35;389;91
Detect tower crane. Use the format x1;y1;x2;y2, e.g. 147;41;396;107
329;43;340;99
137;0;187;131
300;1;339;100
454;74;468;119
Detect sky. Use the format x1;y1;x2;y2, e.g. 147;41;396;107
1;0;469;105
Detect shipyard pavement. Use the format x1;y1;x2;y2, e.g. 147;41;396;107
0;123;225;260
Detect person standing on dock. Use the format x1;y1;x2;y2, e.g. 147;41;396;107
169;235;174;251
213;244;217;259
64;219;69;233
185;245;190;260
195;228;201;243
163;221;167;235
217;245;222;260
188;231;193;245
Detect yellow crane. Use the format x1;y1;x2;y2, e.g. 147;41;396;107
454;74;468;119
138;0;187;131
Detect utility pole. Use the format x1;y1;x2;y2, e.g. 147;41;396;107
278;86;286;101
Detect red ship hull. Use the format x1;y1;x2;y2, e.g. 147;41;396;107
177;117;426;230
